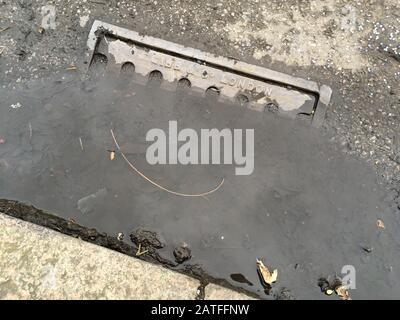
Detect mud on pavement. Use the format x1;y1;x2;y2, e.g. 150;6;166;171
0;0;399;300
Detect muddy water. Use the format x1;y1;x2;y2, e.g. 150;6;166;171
1;73;399;299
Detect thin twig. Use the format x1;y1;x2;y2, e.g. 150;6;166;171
0;26;10;33
79;137;84;151
28;122;32;140
135;243;148;256
110;128;224;197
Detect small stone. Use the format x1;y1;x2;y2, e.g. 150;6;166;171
173;244;192;263
130;228;164;249
318;277;330;292
86;228;98;240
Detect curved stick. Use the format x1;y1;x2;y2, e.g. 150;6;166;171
110;129;224;197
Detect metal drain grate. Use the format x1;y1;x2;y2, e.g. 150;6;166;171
86;20;332;126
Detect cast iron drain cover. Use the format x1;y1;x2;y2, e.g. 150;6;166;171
86;20;332;126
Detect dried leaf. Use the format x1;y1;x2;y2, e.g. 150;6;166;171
256;259;278;285
335;285;350;300
110;151;115;160
377;219;385;229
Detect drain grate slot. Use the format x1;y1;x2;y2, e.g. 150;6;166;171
87;20;332;126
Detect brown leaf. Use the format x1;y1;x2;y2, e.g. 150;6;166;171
256;259;278;285
377;219;385;229
335;285;350;300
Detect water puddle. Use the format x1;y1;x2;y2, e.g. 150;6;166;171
0;72;399;299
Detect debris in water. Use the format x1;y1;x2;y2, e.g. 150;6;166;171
173;243;192;263
77;188;107;214
130;228;164;250
117;232;124;241
256;258;278;286
79;137;84;151
318;276;351;300
28;122;32;140
110;150;115;160
325;288;334;295
135;243;148;256
377;219;385;229
66;66;77;71
10;103;22;109
110;128;224;197
318;277;331;294
361;245;373;253
335;285;351;300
